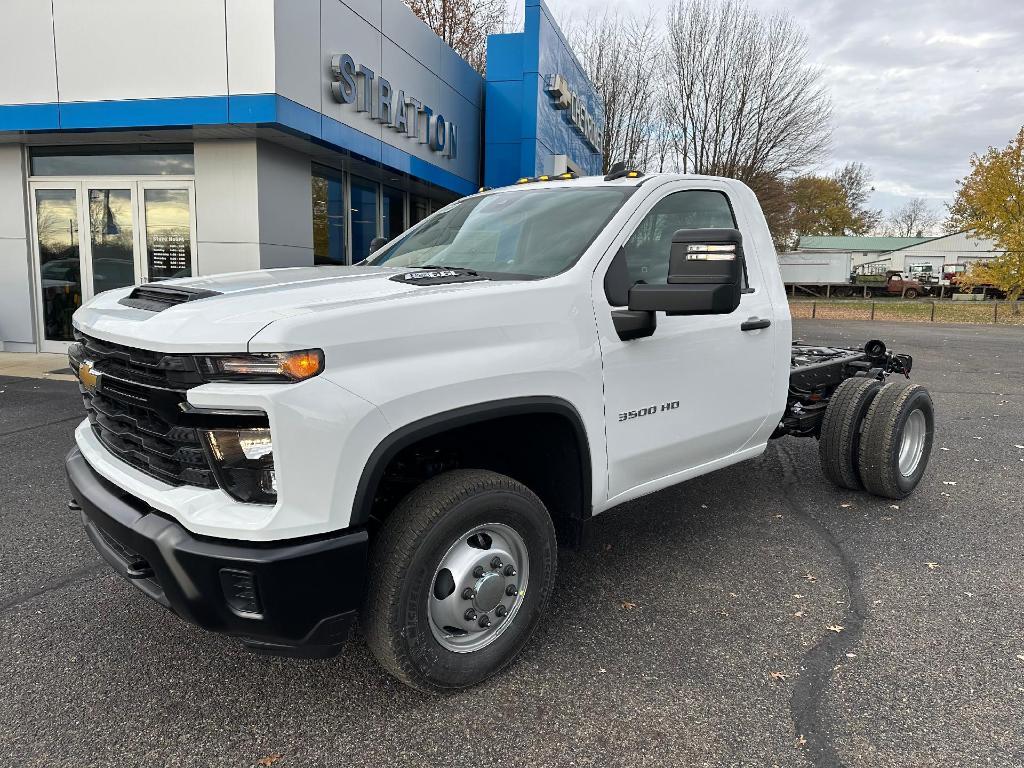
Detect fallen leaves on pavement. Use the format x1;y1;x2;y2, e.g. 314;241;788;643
257;755;284;767
621;601;638;610
826;624;844;633
926;562;941;570
769;671;789;682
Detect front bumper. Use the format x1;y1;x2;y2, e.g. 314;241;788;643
67;447;368;657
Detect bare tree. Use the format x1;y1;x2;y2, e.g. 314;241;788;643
886;197;940;237
831;161;882;233
404;0;508;73
664;0;831;183
567;11;662;173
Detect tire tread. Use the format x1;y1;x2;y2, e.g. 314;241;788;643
858;381;932;498
818;377;882;490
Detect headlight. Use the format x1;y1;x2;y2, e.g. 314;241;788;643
195;350;324;382
203;428;277;504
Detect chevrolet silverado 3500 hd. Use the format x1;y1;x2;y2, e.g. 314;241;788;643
66;168;935;692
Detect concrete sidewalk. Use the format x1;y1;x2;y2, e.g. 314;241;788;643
0;352;75;381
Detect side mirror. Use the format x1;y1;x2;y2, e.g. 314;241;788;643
368;236;389;254
628;228;744;316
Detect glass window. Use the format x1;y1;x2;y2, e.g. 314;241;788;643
367;187;630;278
144;188;192;280
350;176;379;262
88;188;136;295
411;196;431;226
312;172;346;265
35;188;81;342
620;190;736;286
30;145;194;176
382;186;406;241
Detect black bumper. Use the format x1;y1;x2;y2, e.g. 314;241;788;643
66;447;368;657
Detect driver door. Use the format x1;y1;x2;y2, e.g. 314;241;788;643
593;183;779;501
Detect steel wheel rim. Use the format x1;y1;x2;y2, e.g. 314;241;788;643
428;522;530;653
899;409;927;476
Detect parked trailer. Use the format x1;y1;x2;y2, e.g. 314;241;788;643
778;252;872;298
778;252;852;284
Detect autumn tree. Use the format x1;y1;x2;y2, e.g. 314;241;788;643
886;197;940;237
404;0;508;73
948;127;1024;303
786;176;854;239
778;163;879;248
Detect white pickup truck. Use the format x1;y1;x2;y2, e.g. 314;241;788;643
66;167;935;692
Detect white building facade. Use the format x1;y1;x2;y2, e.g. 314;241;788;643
0;0;603;354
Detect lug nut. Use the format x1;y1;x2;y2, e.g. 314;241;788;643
490;556;503;570
504;565;516;576
495;605;507;617
464;609;477;621
462;587;476;600
472;566;485;578
478;615;491;628
505;585;518;596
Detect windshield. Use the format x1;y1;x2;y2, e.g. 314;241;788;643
365;187;631;278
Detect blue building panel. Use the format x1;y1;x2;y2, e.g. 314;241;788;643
483;0;603;187
483;81;523;144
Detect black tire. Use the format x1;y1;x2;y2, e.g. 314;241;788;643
862;288;873;298
362;469;557;693
818;377;883;490
858;381;935;499
904;288;918;299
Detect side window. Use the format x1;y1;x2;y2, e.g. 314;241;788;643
620;190;739;287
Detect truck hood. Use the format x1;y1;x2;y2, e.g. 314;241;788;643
73;266;503;352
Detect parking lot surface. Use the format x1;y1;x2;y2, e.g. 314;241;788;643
2;320;1022;767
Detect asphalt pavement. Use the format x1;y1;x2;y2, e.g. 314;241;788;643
1;320;1022;767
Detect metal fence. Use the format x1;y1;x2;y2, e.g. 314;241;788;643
789;300;1024;326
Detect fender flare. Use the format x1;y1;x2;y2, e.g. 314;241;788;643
350;396;593;527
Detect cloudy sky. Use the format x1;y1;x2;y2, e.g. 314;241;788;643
551;0;1024;223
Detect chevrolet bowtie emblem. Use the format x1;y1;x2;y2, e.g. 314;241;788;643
78;360;101;393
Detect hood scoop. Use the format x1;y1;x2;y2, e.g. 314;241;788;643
389;268;487;286
118;283;222;312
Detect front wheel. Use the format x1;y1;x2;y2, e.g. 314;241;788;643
363;469;557;692
904;288;919;299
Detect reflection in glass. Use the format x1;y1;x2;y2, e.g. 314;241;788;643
144;188;192;280
350;177;379;262
89;189;136;295
313;173;346;265
411;196;430;226
35;188;81;342
31;145;194;176
382;186;405;240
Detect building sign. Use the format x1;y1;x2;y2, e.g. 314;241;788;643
329;53;457;160
544;74;602;152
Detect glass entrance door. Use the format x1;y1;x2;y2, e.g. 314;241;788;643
30;179;197;352
31;184;85;351
85;184;140;296
138;182;197;281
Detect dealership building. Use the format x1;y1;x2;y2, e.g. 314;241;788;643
0;0;602;353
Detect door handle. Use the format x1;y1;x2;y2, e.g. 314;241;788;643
741;317;771;331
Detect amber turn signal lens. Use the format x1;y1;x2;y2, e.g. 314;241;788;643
280;350;324;381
